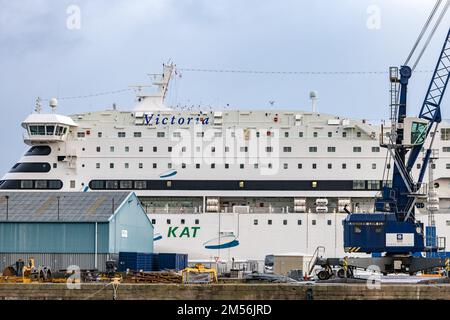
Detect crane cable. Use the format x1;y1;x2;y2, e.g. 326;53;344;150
411;0;450;71
404;0;443;66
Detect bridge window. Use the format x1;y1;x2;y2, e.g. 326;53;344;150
29;125;45;135
353;146;362;152
353;180;366;190
134;181;147;189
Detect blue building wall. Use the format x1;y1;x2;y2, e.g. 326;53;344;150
108;193;154;253
0;222;109;253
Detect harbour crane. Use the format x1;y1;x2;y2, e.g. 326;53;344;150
311;3;450;277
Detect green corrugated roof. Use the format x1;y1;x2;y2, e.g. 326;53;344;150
0;192;131;222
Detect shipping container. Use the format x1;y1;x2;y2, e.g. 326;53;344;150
157;253;188;271
118;252;158;272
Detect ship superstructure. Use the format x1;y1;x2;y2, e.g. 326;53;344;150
2;64;450;262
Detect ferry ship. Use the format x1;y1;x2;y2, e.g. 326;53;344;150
2;64;450;264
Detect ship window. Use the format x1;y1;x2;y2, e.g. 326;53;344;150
225;164;229;169
446;163;450;169
328;163;332;169
356;132;361;137
96;163;100;169
284;132;289;138
182;146;187;152
266;147;273;152
441;128;450;140
417;163;421;169
327;146;336;152
283;147;292;152
356;163;361;169
53;163;57;169
25;146;51;156
368;180;380;190
153;147;157;152
342;132;347;138
268;220;272;225
77;132;85;138
387;164;391;169
182;163;186;169
313;132;318;138
328;132;332;137
297;220;302;225
181;219;185;225
312;220;316;225
283;163;288;169
118;132;126;138
225;147;230;152
110;163;114;169
139;163;143;169
443;147;450;152
139;146;144;152
240;164;244;169
10;162;51;173
98;132;102;138
431;163;436;169
151;219;156;225
211;147;216;153
353;146;362;152
298;163;302;169
153;163;157;169
196;164;201;169
283;220;287;225
90;180;105;189
312;163;317;169
327;220;332;226
309;147;317;152
299;132;303;138
372;147;380;152
157;132;165;138
96;147;101;152
372;163;376;169
124;163;129;169
46;125;55;135
254;219;258;225
256;132;260;138
211;163;215;169
70;180;76;189
134;181;147;189
196;146;201;152
105;180;118;189
134;132;142;138
240;147;248;152
20;180;33;189
173;132;181;138
167;219;171;224
125;146;129;152
168;147;172;152
353;180;366;190
168;163;172;169
48;180;63;189
35;180;47;189
268;163;273;169
110;146;115;152
254;164;258;169
29;125;46;135
195;219;199;225
120;180;133;189
342;163;347;169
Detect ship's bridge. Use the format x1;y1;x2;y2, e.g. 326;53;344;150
21;113;78;145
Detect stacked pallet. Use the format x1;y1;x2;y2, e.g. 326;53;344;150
127;271;182;283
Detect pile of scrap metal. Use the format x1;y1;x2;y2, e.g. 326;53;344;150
242;272;300;283
1;258;52;283
124;271;182;283
182;264;218;284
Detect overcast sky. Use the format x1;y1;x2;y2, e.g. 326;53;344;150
0;0;449;174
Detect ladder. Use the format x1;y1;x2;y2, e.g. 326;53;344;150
389;67;400;135
306;246;325;278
